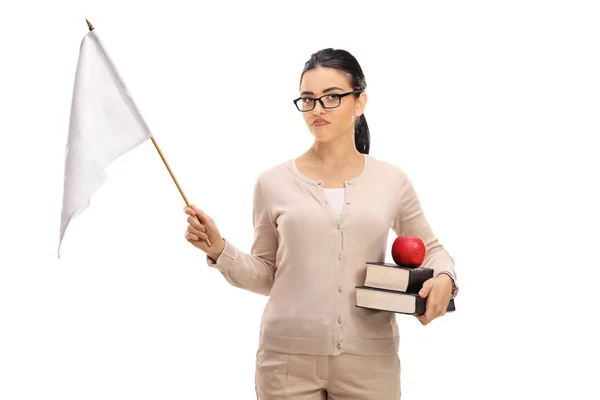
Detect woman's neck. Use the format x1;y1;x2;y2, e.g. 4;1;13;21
307;132;362;167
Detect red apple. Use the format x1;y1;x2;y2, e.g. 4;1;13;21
391;236;426;267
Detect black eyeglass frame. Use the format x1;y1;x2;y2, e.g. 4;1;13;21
293;90;363;112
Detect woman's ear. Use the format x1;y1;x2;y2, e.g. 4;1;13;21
355;92;368;117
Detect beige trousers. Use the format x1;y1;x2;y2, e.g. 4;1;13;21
255;349;401;399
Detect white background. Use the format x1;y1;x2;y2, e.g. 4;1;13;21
1;1;599;399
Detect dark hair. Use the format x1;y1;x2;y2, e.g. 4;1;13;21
300;48;370;154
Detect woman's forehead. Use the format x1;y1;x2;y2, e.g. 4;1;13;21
300;68;351;93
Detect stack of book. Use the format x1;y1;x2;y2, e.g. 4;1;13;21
355;262;456;315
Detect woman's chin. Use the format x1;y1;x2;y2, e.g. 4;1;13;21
311;129;337;142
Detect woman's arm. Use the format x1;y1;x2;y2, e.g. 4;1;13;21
393;172;458;290
393;172;458;324
205;178;279;296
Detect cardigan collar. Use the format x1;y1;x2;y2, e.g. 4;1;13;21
286;154;371;187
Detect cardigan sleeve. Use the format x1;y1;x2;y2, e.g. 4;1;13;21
392;172;458;283
205;178;278;296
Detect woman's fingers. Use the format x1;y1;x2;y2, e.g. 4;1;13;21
183;205;213;247
184;206;195;216
185;231;199;241
186;228;208;242
187;215;206;232
188;224;208;239
185;205;211;228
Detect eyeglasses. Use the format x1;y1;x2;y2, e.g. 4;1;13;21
293;90;362;112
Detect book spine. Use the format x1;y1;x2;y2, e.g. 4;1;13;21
406;268;434;293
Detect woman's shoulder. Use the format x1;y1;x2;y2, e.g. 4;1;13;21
256;158;293;179
366;154;409;180
250;158;297;191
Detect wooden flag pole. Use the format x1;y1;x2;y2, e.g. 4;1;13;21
85;19;212;247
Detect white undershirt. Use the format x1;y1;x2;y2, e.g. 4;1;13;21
323;187;346;216
293;160;346;216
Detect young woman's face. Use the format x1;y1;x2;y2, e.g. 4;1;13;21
298;67;366;144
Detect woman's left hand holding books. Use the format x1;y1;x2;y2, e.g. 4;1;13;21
414;274;454;326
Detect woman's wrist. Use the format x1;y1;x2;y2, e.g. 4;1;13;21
208;238;226;261
437;271;458;298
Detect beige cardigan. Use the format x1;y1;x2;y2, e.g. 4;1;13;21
207;154;457;356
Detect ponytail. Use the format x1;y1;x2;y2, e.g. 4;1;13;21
355;114;370;154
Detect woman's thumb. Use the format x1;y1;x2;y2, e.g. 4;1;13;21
418;280;433;298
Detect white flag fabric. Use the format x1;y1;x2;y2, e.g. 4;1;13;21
58;29;152;257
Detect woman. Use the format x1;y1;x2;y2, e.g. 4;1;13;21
183;48;458;399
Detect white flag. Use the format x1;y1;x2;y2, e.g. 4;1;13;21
58;29;152;257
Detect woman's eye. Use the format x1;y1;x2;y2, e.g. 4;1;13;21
302;98;314;103
327;94;340;100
